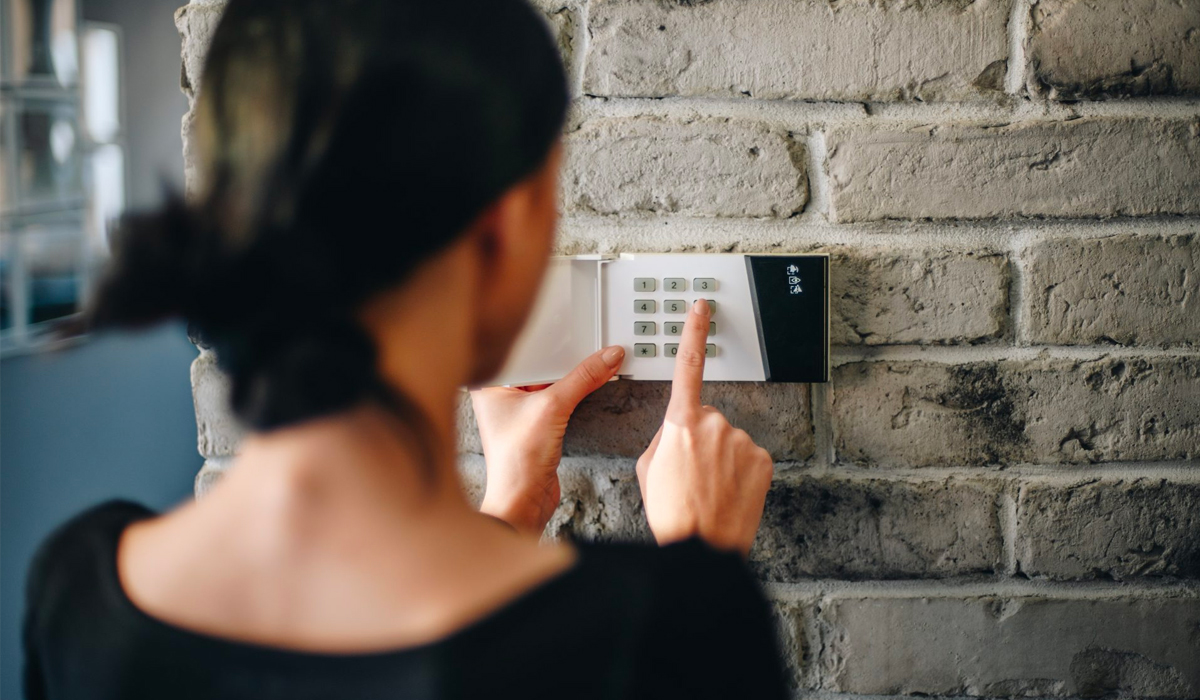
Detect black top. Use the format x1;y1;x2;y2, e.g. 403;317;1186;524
24;501;789;700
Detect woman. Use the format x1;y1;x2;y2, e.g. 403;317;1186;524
23;0;784;697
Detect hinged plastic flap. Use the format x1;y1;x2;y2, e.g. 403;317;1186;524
486;257;601;386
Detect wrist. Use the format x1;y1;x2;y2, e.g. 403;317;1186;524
480;491;549;536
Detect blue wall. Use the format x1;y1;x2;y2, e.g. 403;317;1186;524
1;323;202;699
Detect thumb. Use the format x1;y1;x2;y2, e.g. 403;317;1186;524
545;345;625;411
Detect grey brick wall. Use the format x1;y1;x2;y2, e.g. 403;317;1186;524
180;1;1200;697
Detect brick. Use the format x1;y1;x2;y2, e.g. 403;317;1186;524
175;1;225;104
194;457;231;497
752;475;1002;581
822;594;1200;697
190;350;244;458
561;117;807;218
833;357;1200;466
1028;0;1200;99
174;1;576;99
827;118;1200;222
770;599;814;692
530;0;577;75
1017;478;1200;580
458;455;651;542
1023;232;1200;346
462;380;813;462
829;248;1009;346
584;0;1009;101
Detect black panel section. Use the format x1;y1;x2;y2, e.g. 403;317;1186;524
745;255;829;382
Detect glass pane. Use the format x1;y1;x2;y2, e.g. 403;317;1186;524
13;221;83;326
1;0;78;85
7;100;84;213
88;143;123;251
81;24;119;142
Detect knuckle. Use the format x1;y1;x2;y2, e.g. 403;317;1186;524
574;360;604;387
676;349;705;368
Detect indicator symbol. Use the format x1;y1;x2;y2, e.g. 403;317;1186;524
790;283;803;295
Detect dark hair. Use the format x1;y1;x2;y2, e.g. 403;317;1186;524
87;0;568;430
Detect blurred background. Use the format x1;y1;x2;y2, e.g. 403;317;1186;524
1;0;200;695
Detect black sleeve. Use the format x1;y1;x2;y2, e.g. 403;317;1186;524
22;500;152;700
23;509;63;700
634;539;790;700
23;576;48;700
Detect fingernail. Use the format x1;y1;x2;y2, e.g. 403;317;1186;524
693;299;710;317
602;345;625;366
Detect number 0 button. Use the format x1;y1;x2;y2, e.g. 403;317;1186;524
693;278;717;292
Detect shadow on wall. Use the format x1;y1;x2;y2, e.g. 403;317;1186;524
0;322;202;700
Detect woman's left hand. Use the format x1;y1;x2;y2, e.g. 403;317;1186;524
471;345;625;535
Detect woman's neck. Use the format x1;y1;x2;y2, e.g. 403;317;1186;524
233;403;465;513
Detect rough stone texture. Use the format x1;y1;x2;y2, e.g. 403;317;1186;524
829;248;1009;346
1023;232;1200;347
585;0;1010;101
530;0;577;71
827;118;1200;222
459;455;651;543
461;381;814;462
770;599;814;693
194;458;231;497
752;475;1003;581
833;357;1200;466
1028;0;1200;99
190;350;244;459
562;117;807;218
174;1;224;104
821;595;1200;697
175;1;224;195
1017;478;1200;581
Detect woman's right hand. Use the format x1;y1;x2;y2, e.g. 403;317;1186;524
635;300;774;557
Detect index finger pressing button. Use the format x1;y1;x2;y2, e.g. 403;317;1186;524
667;299;711;411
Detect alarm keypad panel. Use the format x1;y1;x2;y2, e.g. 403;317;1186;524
487;253;829;386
